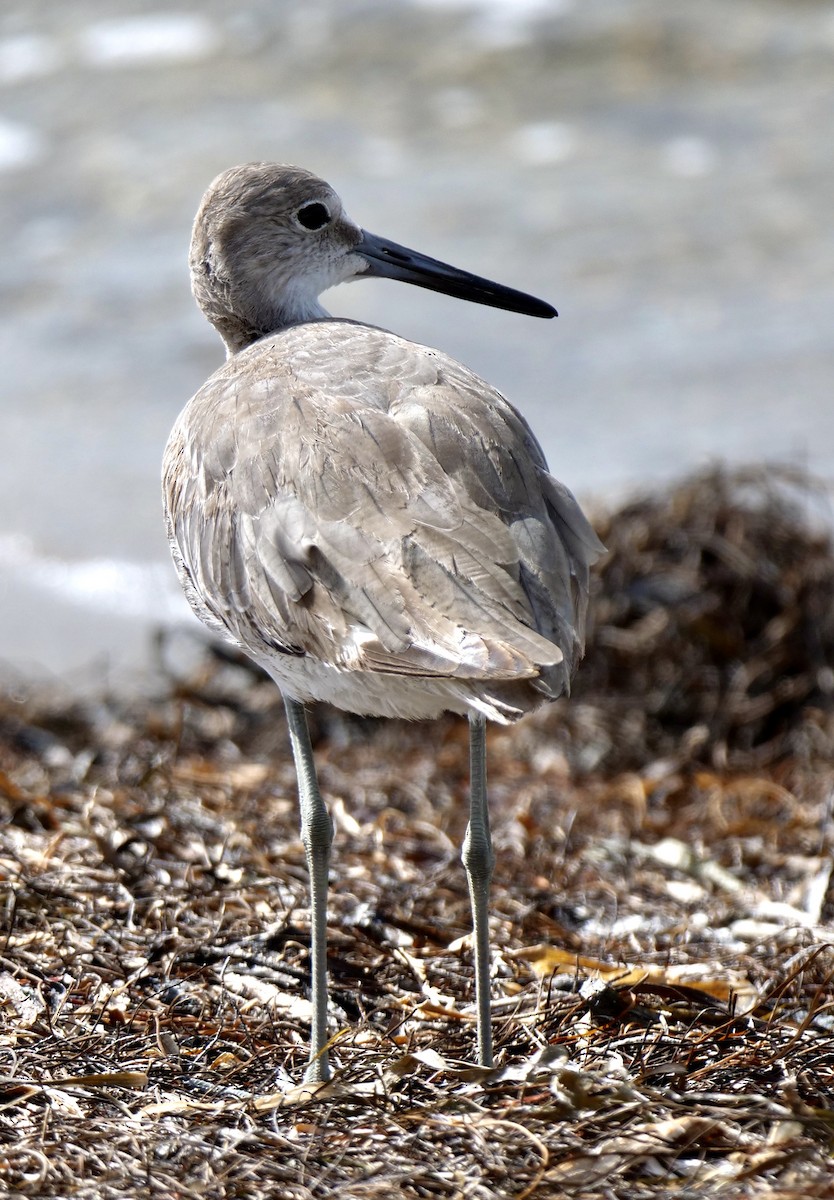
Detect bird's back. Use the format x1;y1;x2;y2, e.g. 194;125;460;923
163;319;603;721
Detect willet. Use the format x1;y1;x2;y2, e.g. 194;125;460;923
163;163;603;1083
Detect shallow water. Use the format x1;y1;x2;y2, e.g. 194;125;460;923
1;0;833;685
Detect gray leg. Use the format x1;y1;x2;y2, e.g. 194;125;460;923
462;712;495;1067
283;695;333;1083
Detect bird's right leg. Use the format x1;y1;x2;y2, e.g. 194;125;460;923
462;712;495;1068
283;695;334;1083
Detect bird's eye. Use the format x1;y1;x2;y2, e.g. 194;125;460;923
296;202;331;231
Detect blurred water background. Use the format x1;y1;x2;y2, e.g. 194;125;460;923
1;0;832;689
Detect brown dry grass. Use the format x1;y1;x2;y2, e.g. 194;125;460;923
1;465;833;1198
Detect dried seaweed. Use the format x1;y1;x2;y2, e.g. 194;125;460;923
573;464;834;772
0;465;832;1198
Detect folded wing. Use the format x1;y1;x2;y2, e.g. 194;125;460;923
163;322;604;696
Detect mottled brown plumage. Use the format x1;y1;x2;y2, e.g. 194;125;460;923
162;163;603;1081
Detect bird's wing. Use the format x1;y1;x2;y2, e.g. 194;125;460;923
163;321;603;685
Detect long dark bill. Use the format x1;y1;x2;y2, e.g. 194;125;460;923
356;230;557;319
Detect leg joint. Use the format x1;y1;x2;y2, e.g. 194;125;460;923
302;808;334;855
462;822;495;882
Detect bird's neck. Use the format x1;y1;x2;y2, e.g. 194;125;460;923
213;299;331;356
192;259;333;355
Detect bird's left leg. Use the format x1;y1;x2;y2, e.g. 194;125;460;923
462;712;495;1067
283;695;334;1083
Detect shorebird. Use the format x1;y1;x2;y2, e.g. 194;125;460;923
163;163;603;1083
